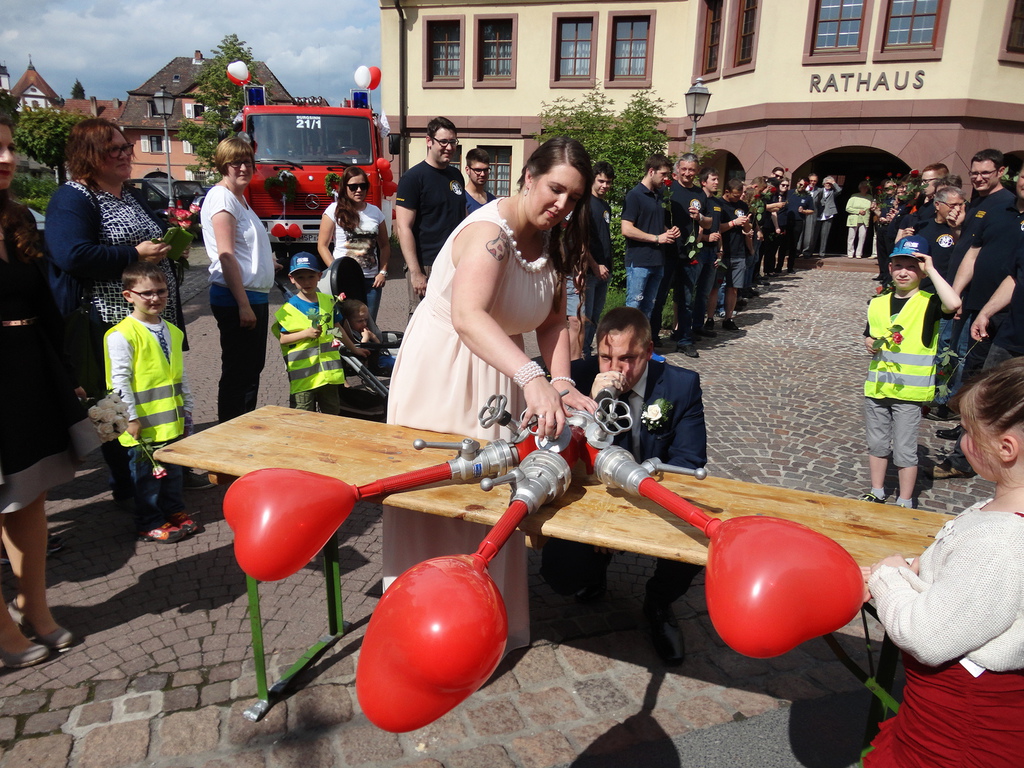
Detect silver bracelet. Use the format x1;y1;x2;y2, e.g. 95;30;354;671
513;361;546;388
550;376;575;388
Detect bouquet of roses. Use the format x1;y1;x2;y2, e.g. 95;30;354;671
168;202;201;234
86;391;130;443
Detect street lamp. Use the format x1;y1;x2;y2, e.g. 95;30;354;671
152;86;176;207
684;78;712;151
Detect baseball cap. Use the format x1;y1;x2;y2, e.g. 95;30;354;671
890;235;929;258
289;252;320;274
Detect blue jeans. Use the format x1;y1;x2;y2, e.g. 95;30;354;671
363;278;382;321
625;264;664;321
583;274;609;357
130;444;185;531
690;252;717;333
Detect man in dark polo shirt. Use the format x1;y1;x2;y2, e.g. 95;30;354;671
582;161;616;357
933;149;1020;478
621;154;679;322
718;179;753;332
395;116;465;312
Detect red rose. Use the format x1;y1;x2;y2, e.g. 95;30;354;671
866;176;871;181
892;332;904;344
910;170;920;177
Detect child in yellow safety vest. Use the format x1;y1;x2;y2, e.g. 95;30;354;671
272;253;347;415
861;236;961;509
104;262;199;544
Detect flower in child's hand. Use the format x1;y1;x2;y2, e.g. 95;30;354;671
640;398;673;431
152;464;168;479
892;332;903;345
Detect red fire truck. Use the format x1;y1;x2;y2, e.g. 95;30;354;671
241;104;394;263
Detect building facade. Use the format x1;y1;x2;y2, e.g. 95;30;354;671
380;0;1024;195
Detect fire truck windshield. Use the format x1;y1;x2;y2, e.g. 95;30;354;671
249;114;374;166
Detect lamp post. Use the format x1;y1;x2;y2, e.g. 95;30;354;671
151;86;176;207
684;78;712;151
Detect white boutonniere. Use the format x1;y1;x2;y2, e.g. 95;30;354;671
640;398;673;431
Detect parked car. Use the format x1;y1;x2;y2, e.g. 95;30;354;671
125;178;207;217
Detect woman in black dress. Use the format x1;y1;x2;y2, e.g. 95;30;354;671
0;114;98;667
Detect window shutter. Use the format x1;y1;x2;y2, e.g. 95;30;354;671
140;136;151;153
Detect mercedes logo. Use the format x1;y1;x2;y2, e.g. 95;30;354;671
305;194;320;210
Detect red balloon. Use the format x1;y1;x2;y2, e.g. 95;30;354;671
270;223;287;238
375;157;390;172
383;180;398;197
357;554;507;732
380;166;393;183
705;517;864;658
223;469;357;582
368;66;382;90
286;223;302;239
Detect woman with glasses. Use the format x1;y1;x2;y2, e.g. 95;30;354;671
46;118;184;508
2;113;99;666
199;138;276;423
316;166;390;320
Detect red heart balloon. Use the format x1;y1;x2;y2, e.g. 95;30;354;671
286;223;302;239
705;517;864;658
270;223;287;238
357;554;507;732
223;468;357;582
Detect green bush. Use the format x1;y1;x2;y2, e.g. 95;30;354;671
12;175;57;213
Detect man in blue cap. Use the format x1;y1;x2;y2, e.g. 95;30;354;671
860;236;962;508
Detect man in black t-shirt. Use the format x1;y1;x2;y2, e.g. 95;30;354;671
717;179;753;332
581;162;616;357
395;116;466;312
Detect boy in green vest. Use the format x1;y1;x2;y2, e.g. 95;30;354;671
105;263;198;543
862;236;961;508
272;253;346;414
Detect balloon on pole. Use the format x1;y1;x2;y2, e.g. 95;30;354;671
368;67;382;90
354;66;371;90
227;61;251;87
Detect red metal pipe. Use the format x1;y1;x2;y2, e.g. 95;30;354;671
637;477;722;538
473;500;530;565
356;463;454;499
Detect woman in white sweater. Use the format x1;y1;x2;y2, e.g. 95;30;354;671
863;357;1024;768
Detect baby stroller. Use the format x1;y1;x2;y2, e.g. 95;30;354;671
323;258;403;422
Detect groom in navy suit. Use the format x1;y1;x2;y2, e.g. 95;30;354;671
541;307;707;665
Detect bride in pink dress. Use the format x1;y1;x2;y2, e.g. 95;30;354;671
385;137;597;652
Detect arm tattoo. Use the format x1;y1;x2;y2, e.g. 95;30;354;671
486;234;508;262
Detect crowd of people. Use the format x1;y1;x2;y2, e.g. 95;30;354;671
5;107;1024;765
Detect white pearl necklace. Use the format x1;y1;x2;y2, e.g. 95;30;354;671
498;215;549;273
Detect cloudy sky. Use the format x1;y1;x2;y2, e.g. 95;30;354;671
2;0;383;108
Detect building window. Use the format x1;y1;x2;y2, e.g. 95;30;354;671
1008;0;1024;53
702;0;723;74
184;103;205;119
182;140;194;155
884;0;938;48
735;0;759;66
139;135;163;153
557;19;593;78
814;0;864;49
429;20;461;79
479;20;513;78
611;16;649;79
480;146;512;198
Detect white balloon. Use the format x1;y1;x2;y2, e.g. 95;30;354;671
227;60;250;83
354;65;371;89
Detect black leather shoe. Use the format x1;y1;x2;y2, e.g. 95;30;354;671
693;327;717;338
574;584;607;603
936;425;963;441
643;599;685;665
677;344;699;359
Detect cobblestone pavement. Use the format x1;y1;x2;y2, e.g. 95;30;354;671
0;255;992;767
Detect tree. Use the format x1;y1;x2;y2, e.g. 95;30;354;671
15;107;88;182
178;34;260;172
538;88;673;288
70;79;85;99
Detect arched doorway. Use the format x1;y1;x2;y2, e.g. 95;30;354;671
794;146;910;257
708;150;745;185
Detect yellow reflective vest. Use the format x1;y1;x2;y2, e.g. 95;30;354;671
865;290;938;402
273;293;346;395
104;317;185;446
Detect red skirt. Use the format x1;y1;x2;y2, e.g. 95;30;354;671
864;652;1024;768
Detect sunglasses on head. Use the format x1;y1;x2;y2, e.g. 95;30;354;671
347;182;370;191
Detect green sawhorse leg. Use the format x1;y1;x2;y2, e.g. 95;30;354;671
243;529;350;721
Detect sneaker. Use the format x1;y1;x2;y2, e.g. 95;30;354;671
858;492;886;504
137;523;186;543
704;319;715;331
182;472;215;490
47;535;64;555
735;299;749;310
930;461;976;480
168;512;203;535
693;327;717;338
715;309;726;319
923;404;958;422
722;319;740;332
676;344;699;358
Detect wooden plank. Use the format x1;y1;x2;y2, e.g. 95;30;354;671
158;406;945;566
